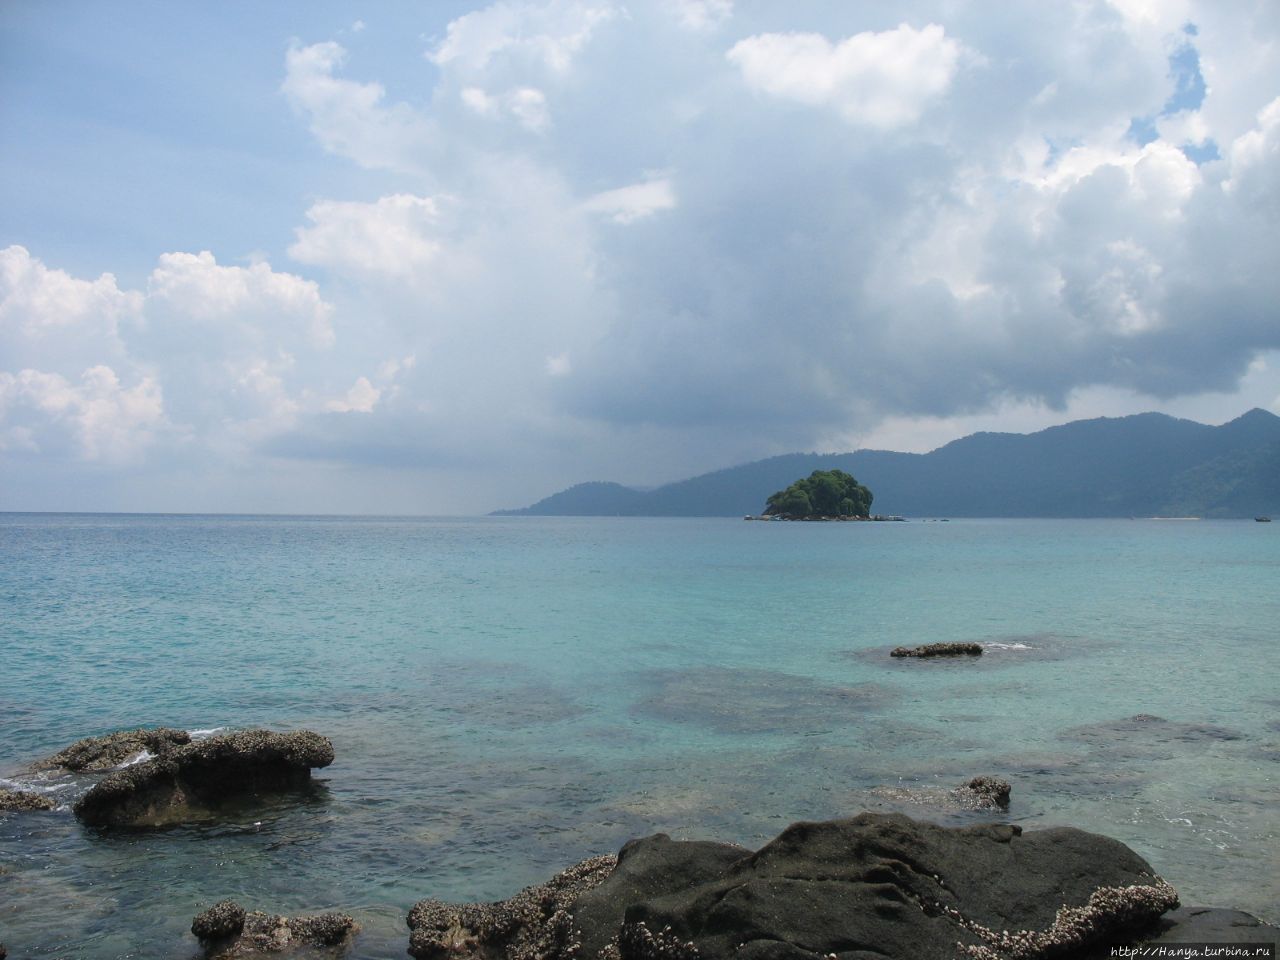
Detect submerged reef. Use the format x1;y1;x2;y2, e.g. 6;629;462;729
73;729;334;827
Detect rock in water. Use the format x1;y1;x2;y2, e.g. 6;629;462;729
891;642;984;658
192;899;247;941
602;814;1176;960
73;729;334;827
406;854;617;959
423;813;1176;960
960;776;1011;809
0;788;56;812
36;727;192;770
191;900;357;955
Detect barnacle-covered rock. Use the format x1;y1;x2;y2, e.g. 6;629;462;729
192;899;247;941
0;787;56;812
891;642;984;658
191;901;356;956
406;854;616;959
73;729;333;827
36;727;191;771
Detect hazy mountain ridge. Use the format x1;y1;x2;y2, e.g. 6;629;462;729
493;409;1280;518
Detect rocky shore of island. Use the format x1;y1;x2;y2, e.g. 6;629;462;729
2;727;1276;959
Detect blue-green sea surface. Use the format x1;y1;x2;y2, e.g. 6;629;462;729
1;515;1276;958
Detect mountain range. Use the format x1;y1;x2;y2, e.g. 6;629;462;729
493;409;1280;518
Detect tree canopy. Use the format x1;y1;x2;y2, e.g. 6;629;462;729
763;469;873;518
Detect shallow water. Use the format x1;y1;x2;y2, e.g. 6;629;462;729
1;514;1276;957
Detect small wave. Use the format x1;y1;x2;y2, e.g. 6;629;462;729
119;750;153;768
188;727;226;740
1;774;74;796
982;642;1032;650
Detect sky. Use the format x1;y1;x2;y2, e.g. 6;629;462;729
2;0;1279;514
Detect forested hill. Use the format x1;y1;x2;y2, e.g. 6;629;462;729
492;409;1280;518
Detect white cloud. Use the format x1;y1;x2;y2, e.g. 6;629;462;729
0;366;164;462
1224;96;1280;211
0;245;141;374
462;85;550;132
428;1;618;75
281;41;431;174
545;352;572;376
581;178;676;223
727;23;961;128
1106;0;1192;33
0;245;140;338
665;0;732;32
325;376;381;413
290;195;443;278
148;251;334;347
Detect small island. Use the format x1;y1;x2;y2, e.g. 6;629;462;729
745;469;903;521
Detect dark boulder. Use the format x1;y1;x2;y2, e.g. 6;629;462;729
36;727;191;771
571;835;749;960
584;813;1177;960
0;787;56;812
191;901;357;956
404;814;1204;960
406;854;616;959
892;642;984;658
74;729;334;827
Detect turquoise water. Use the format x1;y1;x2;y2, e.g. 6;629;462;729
0;514;1276;957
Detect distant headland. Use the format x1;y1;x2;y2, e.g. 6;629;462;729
493;409;1280;519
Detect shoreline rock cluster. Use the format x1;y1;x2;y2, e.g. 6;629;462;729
6;728;1276;957
401;812;1277;960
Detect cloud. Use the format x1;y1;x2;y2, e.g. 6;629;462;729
282;41;432;174
8;3;1280;512
1224;96;1280;212
461;85;551;132
664;0;732;32
0;245;141;372
290;194;444;278
0;366;164;462
581;177;676;223
147;250;334;347
727;23;961;127
427;0;618;75
325;376;380;413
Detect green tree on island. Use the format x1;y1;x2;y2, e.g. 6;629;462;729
764;470;873;518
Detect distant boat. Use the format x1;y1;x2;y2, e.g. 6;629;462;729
1258;516;1272;522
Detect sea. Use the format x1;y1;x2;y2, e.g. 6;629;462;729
0;513;1276;958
